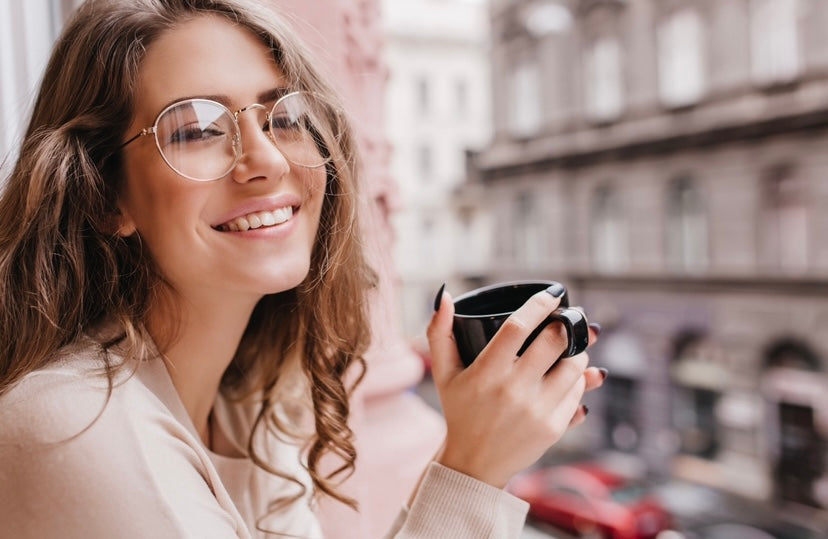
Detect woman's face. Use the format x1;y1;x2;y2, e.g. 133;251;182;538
118;16;327;308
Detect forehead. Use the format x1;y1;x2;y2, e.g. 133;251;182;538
133;15;287;121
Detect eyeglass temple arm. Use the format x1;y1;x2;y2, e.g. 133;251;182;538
120;127;154;149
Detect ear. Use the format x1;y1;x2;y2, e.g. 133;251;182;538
107;202;137;237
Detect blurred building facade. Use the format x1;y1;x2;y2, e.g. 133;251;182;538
383;0;494;338
462;0;828;520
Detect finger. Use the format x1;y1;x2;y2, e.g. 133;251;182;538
583;366;608;392
543;369;587;439
587;321;602;348
568;404;590;428
426;289;463;387
477;286;565;370
542;352;589;404
516;310;601;378
515;320;571;378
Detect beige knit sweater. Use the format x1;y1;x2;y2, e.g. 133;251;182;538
0;336;527;538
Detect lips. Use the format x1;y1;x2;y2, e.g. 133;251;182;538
215;206;294;232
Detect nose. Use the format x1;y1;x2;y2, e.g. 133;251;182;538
230;106;290;184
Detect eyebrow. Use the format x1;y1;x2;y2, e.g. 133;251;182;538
156;86;291;113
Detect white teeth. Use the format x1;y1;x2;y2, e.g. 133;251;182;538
220;207;294;232
260;212;276;226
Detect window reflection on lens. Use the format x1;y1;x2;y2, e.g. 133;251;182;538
151;93;333;181
157;100;237;180
269;93;329;168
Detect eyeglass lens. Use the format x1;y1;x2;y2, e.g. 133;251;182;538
154;93;330;181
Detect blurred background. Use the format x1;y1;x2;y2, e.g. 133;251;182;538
2;0;828;537
384;0;828;537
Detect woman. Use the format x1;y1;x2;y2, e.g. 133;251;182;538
0;0;604;537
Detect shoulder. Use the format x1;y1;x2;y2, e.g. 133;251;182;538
0;339;142;445
0;342;240;538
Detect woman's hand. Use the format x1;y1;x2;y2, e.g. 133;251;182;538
427;288;604;489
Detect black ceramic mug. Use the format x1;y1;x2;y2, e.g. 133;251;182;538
452;280;589;368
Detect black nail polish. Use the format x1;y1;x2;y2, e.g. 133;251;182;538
433;283;446;312
545;282;565;298
598;367;608;380
589;322;602;337
582;404;589;416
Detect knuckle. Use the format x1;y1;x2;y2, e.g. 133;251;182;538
499;316;529;338
569;351;590;370
557;356;587;381
536;323;568;350
533;290;559;311
544;420;566;442
498;382;523;405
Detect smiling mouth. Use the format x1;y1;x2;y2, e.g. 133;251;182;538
215;206;295;232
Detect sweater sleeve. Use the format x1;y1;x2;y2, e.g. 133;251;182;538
0;370;245;539
384;463;529;539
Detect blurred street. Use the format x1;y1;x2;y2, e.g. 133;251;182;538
417;374;828;539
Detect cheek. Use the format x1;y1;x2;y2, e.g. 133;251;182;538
119;163;208;240
304;168;328;221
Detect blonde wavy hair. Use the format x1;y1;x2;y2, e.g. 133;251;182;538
0;0;375;521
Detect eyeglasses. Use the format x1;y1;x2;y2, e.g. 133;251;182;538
121;91;333;182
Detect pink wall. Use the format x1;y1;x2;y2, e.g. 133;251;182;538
270;1;445;537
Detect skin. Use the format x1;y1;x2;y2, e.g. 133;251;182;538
118;16;326;448
428;291;605;489
116;15;606;489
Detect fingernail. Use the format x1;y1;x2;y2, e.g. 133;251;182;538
589;322;602;337
433;283;446;312
598;367;608;380
582;404;589;416
545;282;565;298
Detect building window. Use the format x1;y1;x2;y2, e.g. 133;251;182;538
513;191;543;268
416;76;430;115
666;175;708;273
591;183;629;273
762;165;808;274
750;0;800;85
657;8;705;108
508;59;542;138
584;37;624;122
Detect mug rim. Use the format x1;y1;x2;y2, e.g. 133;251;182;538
453;279;561;319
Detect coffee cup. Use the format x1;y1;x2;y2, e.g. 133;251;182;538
452;280;589;368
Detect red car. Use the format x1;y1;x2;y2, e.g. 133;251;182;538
509;463;673;539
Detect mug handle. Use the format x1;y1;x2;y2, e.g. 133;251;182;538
516;307;590;359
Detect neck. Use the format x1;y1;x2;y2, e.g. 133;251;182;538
147;290;260;447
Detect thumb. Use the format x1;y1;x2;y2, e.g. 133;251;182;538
426;287;463;387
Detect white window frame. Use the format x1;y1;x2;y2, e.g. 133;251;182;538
591;184;630;273
584;37;624;122
750;0;801;86
657;8;706;108
666;177;709;273
507;58;542;138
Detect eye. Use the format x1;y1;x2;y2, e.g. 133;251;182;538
271;113;302;131
167;122;227;144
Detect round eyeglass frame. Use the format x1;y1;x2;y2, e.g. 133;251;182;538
120;90;332;182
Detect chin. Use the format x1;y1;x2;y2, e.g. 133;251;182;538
256;264;312;296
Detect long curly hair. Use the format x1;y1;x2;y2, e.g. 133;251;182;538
0;0;375;520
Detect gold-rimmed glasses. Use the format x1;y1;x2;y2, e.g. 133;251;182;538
121;91;333;182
